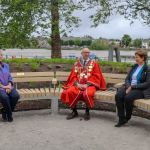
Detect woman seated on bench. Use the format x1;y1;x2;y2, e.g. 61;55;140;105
115;49;150;127
0;51;20;122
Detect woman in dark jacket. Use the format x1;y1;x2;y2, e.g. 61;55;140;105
115;49;150;127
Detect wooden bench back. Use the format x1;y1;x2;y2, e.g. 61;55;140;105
11;72;55;83
103;73;126;84
11;72;126;84
50;72;126;84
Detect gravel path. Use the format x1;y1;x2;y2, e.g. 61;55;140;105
0;109;149;150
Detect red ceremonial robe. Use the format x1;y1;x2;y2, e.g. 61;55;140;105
61;59;106;109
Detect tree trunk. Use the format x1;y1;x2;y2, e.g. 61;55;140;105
51;0;62;58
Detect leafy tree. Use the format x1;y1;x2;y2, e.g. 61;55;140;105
74;38;82;46
68;40;75;46
2;0;149;57
62;32;68;37
0;0;83;57
81;40;92;46
84;0;150;27
0;0;38;48
30;38;39;48
148;41;150;47
116;0;150;26
133;39;142;48
63;40;69;46
90;39;109;50
122;34;132;47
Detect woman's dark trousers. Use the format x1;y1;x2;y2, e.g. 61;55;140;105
0;88;20;119
115;87;144;121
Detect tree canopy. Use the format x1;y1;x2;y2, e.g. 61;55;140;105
85;0;150;27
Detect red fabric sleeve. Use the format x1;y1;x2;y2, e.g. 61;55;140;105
62;66;77;90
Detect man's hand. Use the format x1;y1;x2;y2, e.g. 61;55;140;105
81;84;88;89
77;84;88;90
126;86;132;94
77;83;82;90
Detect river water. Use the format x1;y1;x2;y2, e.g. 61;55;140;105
2;49;150;63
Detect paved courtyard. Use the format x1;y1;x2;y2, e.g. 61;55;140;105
0;109;149;150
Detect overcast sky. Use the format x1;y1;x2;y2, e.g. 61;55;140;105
69;9;150;40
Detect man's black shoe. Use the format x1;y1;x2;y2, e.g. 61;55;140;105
84;112;90;121
66;111;78;120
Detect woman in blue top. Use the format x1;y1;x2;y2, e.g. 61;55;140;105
0;51;20;122
115;49;150;127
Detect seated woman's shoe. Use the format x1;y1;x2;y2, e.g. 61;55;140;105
7;116;13;122
66;111;78;120
1;109;7;122
115;119;127;127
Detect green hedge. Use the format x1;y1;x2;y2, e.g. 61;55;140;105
3;58;134;73
4;58;76;64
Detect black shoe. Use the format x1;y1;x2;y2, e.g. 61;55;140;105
66;111;78;120
7;116;13;122
84;112;90;121
1;109;7;122
115;119;127;127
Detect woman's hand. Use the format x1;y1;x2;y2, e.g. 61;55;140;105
2;84;12;90
2;84;12;93
6;88;11;93
126;86;132;94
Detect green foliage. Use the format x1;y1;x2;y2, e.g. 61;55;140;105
61;39;92;47
133;39;142;48
31;63;40;71
5;58;150;73
74;38;82;46
82;0;116;27
0;0;83;49
81;40;92;46
16;63;23;71
62;40;69;46
0;0;39;48
122;34;132;47
4;58;133;68
149;41;150;47
90;39;109;50
68;40;75;46
4;58;76;65
84;0;150;27
116;0;150;26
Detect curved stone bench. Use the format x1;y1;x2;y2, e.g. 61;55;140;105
51;89;150;113
0;72;149;119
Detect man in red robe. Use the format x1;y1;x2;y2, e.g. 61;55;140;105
61;48;106;120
